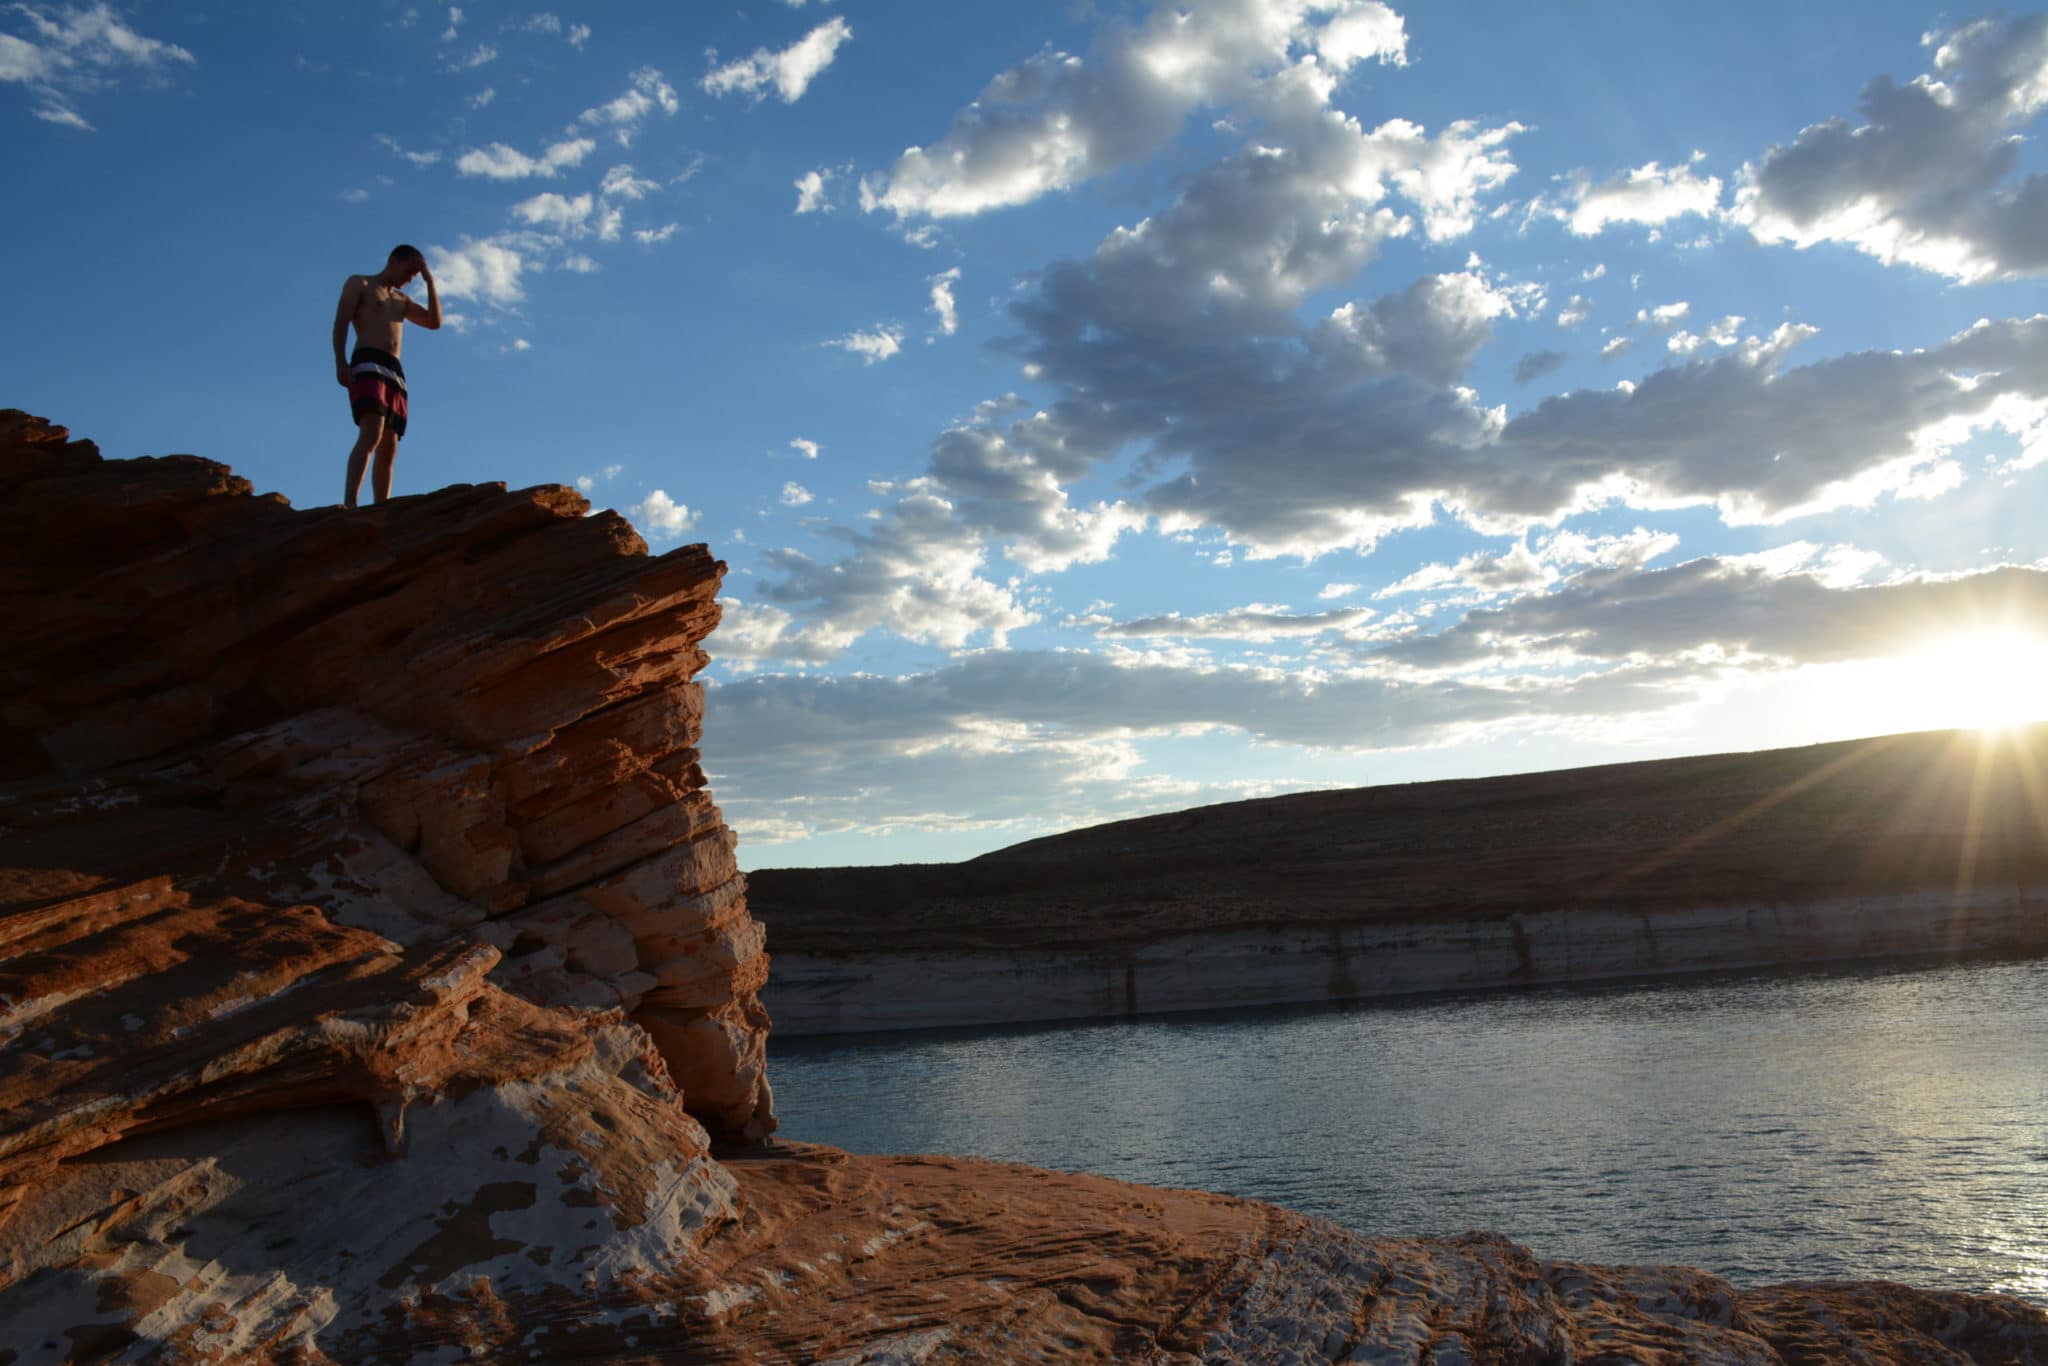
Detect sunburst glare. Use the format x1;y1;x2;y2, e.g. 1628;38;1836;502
1884;629;2048;734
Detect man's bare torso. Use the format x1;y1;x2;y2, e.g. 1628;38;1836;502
347;276;412;355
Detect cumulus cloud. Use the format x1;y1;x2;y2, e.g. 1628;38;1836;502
576;67;679;145
756;493;1040;660
790;438;820;459
376;133;442;166
1737;14;2048;281
929;266;961;335
600;164;657;199
425;236;529;308
858;0;1410;218
794;167;834;213
3;2;195;130
629;489;697;540
1557;294;1592;328
1320;582;1361;600
780;481;814;507
456;135;595;179
825;325;904;364
1561;155;1723;236
702;16;850;104
632;222;678;245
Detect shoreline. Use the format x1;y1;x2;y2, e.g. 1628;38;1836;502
763;882;2048;1036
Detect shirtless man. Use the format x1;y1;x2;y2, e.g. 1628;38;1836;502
333;245;442;507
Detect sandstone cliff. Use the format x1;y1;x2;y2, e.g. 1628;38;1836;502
3;410;2041;1363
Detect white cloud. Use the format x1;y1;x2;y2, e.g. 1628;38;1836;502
1086;603;1375;641
449;41;497;70
794;167;834;214
825;325;904;365
632;222;679;245
440;5;462;41
1377;541;1552;598
576;67;679;145
790;438;820;459
567;23;590;49
1562;155;1723;236
859;0;1413;219
376;133;442;167
701;16;851;104
425;236;529;308
511;190;594;234
1557;294;1592;328
3;2;194;130
1582;263;1606;281
560;252;599;273
523;12;560;34
1320;583;1361;600
780;481;814;507
1667;315;1743;356
1600;336;1635;361
630;489;697;539
456;135;595;179
1636;301;1690;329
468;85;495;109
1737;14;2048;281
928;266;961;336
340;187;369;204
600;164;657;199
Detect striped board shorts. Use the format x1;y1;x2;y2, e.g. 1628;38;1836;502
348;346;409;438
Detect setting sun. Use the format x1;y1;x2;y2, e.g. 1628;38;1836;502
1888;629;2048;733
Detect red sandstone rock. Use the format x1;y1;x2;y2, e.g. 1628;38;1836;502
0;409;775;1146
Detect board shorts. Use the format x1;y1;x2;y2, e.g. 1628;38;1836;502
348;346;409;439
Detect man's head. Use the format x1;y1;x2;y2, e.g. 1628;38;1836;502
383;244;425;285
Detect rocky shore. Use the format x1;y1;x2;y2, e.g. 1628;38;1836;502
754;726;2048;1034
3;409;2041;1362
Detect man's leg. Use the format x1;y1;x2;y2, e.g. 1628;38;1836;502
371;429;399;505
344;413;384;508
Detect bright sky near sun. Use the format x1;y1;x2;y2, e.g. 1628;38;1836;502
7;1;2048;867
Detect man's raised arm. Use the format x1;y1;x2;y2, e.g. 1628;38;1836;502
405;263;442;330
333;276;361;387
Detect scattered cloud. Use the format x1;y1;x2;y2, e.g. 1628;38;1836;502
1320;583;1361;600
1084;603;1375;641
858;0;1411;219
794;167;834;214
1514;349;1567;384
1;2;195;131
1560;155;1723;236
456;135;595;179
377;133;442;167
576;67;679;145
825;325;904;364
468;86;495;109
448;42;497;71
790;438;820;459
781;481;814;507
425;236;529;308
1557;294;1592;328
702;16;851;104
630;489;697;539
632;222;679;245
567;23;590;49
1737;14;2048;281
928;266;961;336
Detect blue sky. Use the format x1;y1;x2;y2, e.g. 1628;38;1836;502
8;1;2048;867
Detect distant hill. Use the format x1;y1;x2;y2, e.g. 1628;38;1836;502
750;725;2048;955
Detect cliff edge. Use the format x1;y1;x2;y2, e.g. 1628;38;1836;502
2;410;2041;1363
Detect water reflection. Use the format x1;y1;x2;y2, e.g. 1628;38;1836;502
771;958;2048;1304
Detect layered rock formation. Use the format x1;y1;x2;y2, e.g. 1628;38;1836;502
0;409;773;1143
4;409;2042;1362
755;726;2048;1033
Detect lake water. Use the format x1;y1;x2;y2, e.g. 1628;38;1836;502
769;957;2048;1305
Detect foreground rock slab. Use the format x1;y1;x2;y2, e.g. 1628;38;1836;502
557;1143;2048;1365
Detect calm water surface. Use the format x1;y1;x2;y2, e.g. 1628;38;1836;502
770;958;2048;1304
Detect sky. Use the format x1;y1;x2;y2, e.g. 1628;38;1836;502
7;1;2048;869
